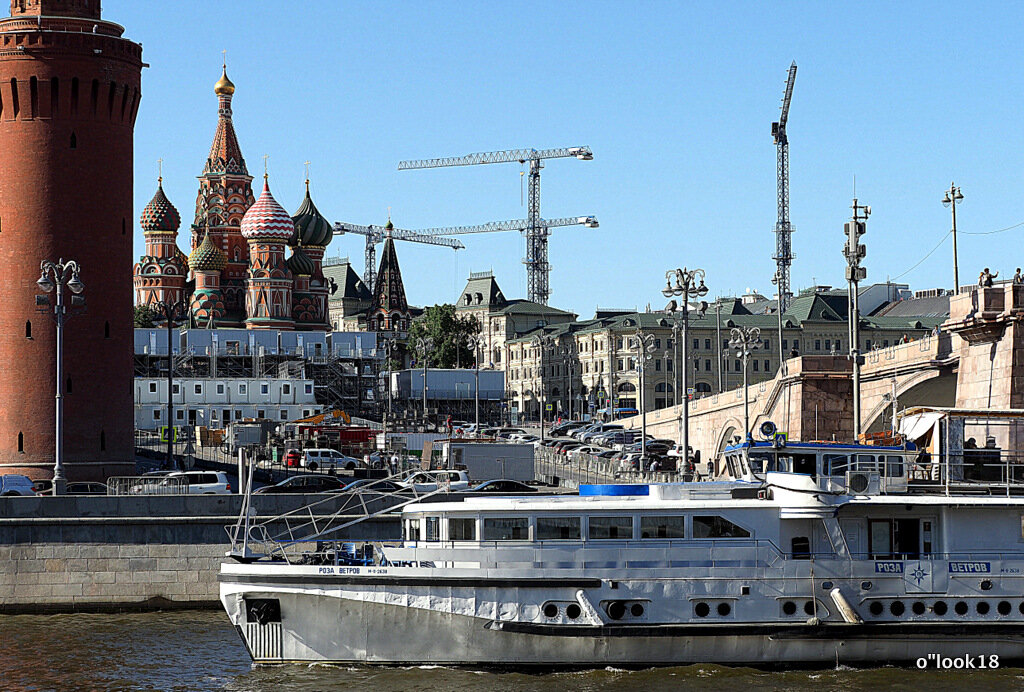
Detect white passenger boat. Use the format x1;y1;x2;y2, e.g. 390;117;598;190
220;411;1024;667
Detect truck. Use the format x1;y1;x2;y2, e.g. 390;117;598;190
433;440;535;483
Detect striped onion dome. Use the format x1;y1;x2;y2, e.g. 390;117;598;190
240;179;296;241
140;180;181;232
189;232;227;272
286;245;315;276
290;183;333;248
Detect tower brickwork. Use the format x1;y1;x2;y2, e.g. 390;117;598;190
0;0;142;479
241;178;295;330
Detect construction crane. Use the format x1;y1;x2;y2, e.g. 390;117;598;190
398;146;595;305
771;62;797;313
333;222;464;291
414;215;599;237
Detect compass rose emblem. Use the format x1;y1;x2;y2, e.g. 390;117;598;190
909;564;928;585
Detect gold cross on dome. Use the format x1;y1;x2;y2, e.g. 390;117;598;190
157;158;163;183
263;154;269;179
222;49;227;69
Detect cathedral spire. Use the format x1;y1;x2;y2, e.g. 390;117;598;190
204;63;247;176
367;233;411;332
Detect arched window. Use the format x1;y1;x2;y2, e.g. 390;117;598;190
655;382;673;393
695;382;712;393
25;320;31;339
618;382;637;393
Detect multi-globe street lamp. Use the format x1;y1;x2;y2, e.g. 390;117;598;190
633;329;656;460
531;334;555;441
467;334;482;431
560;342;578;420
729;326;761;442
942;182;965;294
662;267;709;465
150;299;188;470
36;259;85;496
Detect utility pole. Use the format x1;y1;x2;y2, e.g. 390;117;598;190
844;199;870;441
942;182;964;294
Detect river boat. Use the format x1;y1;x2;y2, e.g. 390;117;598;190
220;409;1024;667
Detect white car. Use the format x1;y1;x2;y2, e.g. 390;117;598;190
570;445;606;457
0;474;36;496
300;449;364;472
397;470;472;492
165;471;232;494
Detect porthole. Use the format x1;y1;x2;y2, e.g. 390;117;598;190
804;601;816;616
630;603;644;617
861;581;873;591
980;580;993;591
998;601;1012;616
977;601;990;615
912;602;926;615
565;603;581;620
782;601;797;616
869;602;884;617
694;602;710;618
717;602;731;616
607;601;626;620
934;601;948;616
890;601;905;617
1019;602;1024;615
542;603;558;618
954;601;968;616
821;581;833;590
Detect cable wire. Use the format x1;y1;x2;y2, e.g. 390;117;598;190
890;230;951;281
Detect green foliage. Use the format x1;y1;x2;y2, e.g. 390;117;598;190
408;304;481;369
133;304;155;328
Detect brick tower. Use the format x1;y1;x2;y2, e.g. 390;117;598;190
0;0;143;480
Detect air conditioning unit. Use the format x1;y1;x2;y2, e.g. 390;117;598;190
845;471;881;495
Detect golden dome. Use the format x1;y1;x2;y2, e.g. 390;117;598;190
214;67;235;96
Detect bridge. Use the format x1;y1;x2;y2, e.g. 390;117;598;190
623;282;1024;461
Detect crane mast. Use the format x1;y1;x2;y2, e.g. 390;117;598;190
399;146;594;305
332;222;463;291
772;62;797;313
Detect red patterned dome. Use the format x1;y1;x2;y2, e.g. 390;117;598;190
140;180;180;232
240;179;295;241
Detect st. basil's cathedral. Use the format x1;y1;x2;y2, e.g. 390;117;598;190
133;67;336;331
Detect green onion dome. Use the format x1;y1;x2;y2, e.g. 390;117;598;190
189;232;227;272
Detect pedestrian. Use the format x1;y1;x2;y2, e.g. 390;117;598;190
1014;268;1023;285
390;453;399;476
979;267;998;287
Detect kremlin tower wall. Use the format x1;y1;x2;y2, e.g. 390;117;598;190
0;0;142;480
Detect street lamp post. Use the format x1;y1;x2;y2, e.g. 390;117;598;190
531;334;554;441
772;270;787;378
729;326;761;442
942;182;964;294
662;267;709;466
634;329;656;460
662;349;672;409
151;299;187;470
36;259;85;496
670;315;682;406
415;335;434;425
467;335;481;431
379;336;395;447
561;343;577;421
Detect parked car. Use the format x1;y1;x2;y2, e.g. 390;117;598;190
166;471;231;494
580;424;624;443
66;482;108;495
551;438;580;451
464;479;538;493
0;474;36;496
336;479;407;493
495;428;528;439
397;470;472;492
286;448;364;472
549;420;586;435
571;445;605;457
254;474;347;494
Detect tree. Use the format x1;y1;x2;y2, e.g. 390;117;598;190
408;304;480;369
133;304;154;328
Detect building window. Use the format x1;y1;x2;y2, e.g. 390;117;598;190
815;340;821;351
211;410;219;420
753;360;759;372
782;339;788;349
705;339;711;349
654;338;661;349
693;359;699;371
280;410;289;420
835;340;841;351
261;383;269;395
223;409;231;422
172;383;180;395
282;383;291;395
693;338;699;350
883;340;889;347
866;339;872;350
176;410;184;421
216;383;225;395
667;360;673;371
304;384;313;394
18;432;24;453
257;409;265;419
194;384;202;395
238;384;247;395
824;339;831;351
149;382;157;393
654;360;662;372
25;321;31;339
735;359;741;371
153;410;161;421
764;360;770;371
704;359;711;371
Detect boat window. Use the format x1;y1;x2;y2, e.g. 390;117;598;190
738;454;750;475
483;517;529;541
588;516;633;540
726;455;738;478
854;454;879;473
640;515;685;539
824;454;848;476
748;453;772;474
405;519;420;541
791;453;816;478
885;455;905;478
537;516;581;540
791;536;811;559
692;515;751;539
449;517;476;541
425;517;441;542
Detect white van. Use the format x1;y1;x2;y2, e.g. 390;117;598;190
301;449;364;472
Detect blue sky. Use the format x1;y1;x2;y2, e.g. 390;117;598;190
118;1;1024;317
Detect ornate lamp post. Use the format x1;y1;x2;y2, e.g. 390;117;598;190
560;342;578;420
150;299;188;470
729;326;761;442
942;182;964;293
467;334;482;431
36;259;85;496
662;267;709;464
634;329;656;459
772;269;787;378
415;335;434;424
531;334;555;441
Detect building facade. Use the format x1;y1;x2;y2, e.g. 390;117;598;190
0;0;143;480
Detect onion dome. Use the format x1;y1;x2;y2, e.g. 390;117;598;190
139;180;181;232
214;66;235;96
286;246;315;277
290;182;333;248
240;178;296;241
189;232;227;272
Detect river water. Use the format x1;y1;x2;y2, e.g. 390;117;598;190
2;610;1024;691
